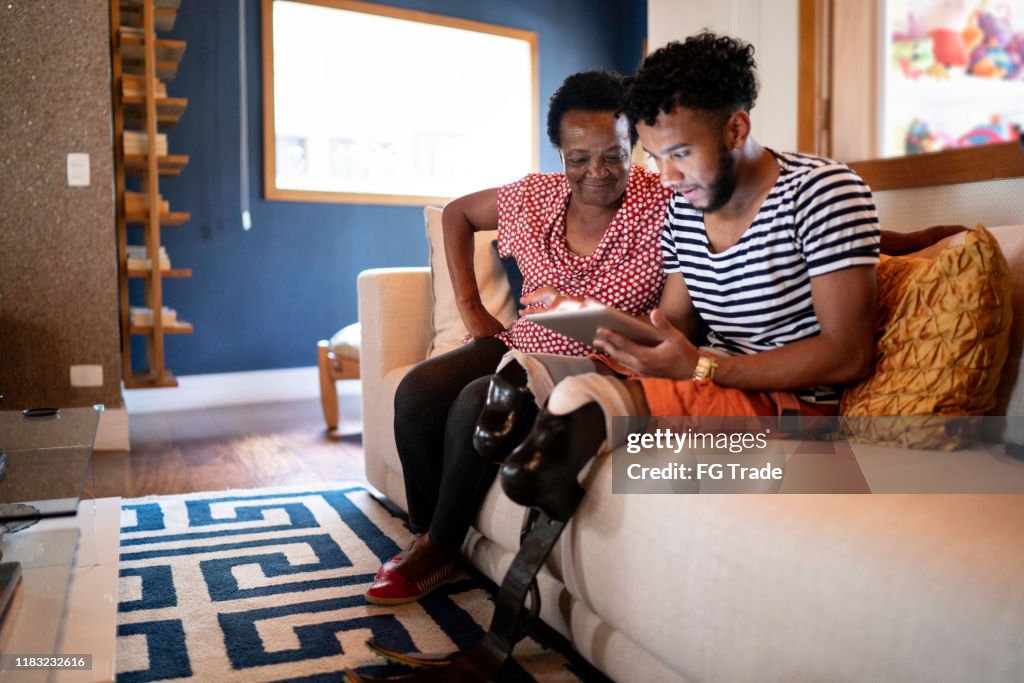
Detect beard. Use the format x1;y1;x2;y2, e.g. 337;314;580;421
698;144;738;213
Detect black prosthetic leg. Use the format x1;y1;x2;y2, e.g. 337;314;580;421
472;362;538;463
346;404;606;683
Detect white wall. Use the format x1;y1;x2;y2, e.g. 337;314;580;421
647;0;799;151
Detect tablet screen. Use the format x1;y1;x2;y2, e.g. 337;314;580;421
526;305;663;347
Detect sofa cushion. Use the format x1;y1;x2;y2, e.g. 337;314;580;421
425;206;517;357
562;454;1024;683
840;227;1013;446
379;365;415;477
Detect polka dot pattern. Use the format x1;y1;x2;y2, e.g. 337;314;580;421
494;167;671;356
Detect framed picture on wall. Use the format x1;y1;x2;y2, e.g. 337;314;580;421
883;0;1024;157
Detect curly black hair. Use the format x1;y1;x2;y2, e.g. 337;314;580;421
624;32;759;126
546;70;637;148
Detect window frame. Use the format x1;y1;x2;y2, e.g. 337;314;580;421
260;0;540;206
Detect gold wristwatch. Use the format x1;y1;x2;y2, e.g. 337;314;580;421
692;355;718;382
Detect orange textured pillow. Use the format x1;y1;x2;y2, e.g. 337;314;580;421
840;227;1013;446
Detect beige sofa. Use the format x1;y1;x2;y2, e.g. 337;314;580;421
357;180;1024;682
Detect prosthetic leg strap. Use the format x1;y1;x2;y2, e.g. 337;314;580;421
520;507;542;625
350;512;571;683
487;511;564;652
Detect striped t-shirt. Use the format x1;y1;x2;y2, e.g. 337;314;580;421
662;150;880;403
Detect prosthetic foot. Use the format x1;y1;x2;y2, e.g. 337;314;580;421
500;403;606;522
346;404;607;683
473;362;537;463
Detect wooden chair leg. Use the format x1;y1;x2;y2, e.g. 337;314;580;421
317;340;340;431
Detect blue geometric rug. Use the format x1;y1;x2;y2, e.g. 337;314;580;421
116;484;589;682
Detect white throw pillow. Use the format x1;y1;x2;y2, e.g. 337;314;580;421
425;206;517;357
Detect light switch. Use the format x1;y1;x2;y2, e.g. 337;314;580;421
67;153;90;187
70;364;103;387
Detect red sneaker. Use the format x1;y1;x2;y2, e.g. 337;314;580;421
364;560;457;606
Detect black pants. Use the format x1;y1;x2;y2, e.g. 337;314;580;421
394;337;508;549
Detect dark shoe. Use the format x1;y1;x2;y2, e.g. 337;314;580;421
473;374;537;462
500;403;605;521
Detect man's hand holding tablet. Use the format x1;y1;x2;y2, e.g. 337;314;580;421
521;288;699;379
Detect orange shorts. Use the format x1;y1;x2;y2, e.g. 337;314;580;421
640;377;837;418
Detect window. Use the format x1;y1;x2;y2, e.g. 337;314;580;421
261;0;539;205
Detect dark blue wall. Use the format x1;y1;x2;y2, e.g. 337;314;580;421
143;0;646;375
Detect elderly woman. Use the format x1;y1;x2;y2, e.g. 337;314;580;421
365;70;672;605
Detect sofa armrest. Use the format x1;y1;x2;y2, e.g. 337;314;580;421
357;267;433;386
358;267;432;498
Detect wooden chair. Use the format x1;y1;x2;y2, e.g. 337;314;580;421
317;323;361;431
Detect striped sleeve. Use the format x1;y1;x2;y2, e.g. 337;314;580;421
792;164;880;278
660;197;684;274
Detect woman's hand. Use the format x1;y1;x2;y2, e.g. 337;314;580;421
593;308;699;379
520;286;590;315
460;302;506;340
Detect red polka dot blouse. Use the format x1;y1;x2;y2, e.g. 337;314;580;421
493;166;671;356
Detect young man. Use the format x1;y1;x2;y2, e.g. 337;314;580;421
499;31;881;504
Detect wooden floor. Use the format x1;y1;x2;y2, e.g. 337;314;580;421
84;396;366;500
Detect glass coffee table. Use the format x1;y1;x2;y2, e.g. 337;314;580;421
0;406;99;520
0;406;117;682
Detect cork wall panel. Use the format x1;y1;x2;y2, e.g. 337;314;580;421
0;0;122;409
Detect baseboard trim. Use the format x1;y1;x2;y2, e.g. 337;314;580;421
122;366;360;414
95;407;129;451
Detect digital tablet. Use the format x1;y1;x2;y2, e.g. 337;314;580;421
525;305;664;347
